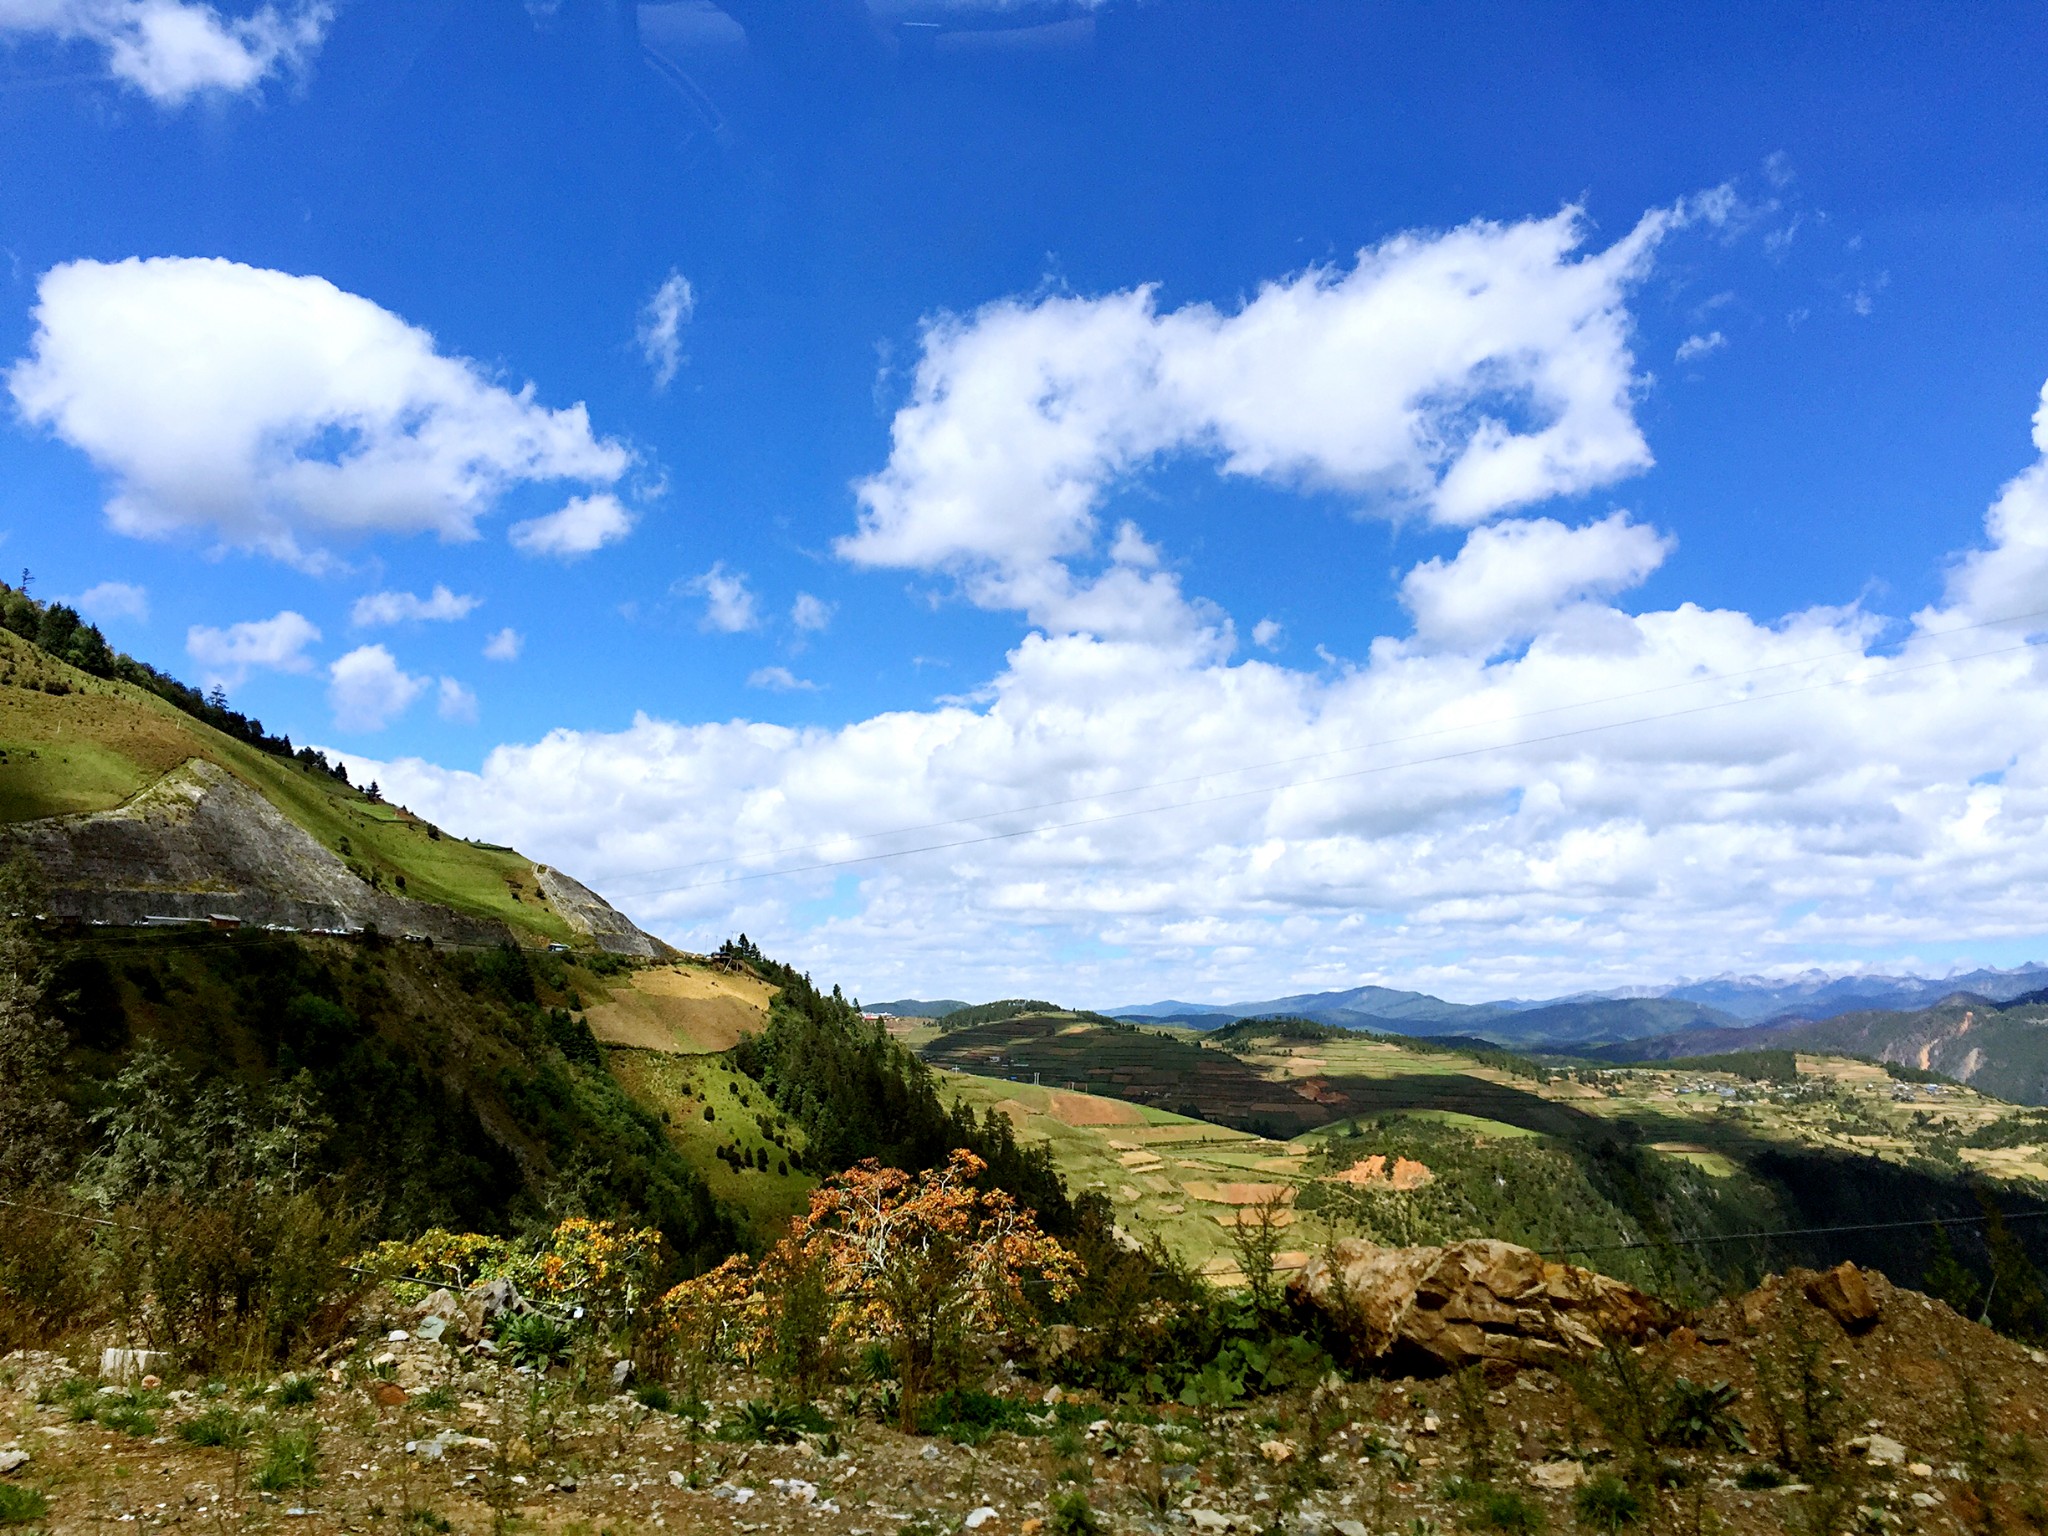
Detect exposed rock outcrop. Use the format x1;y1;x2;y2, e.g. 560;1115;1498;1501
1287;1236;1675;1374
533;863;664;958
0;758;511;946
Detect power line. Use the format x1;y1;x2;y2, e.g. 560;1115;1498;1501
634;629;2048;894
601;604;2048;893
1538;1207;2048;1260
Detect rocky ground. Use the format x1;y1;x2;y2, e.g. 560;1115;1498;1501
5;1268;2048;1535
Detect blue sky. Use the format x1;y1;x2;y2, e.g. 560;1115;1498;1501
4;1;2048;1004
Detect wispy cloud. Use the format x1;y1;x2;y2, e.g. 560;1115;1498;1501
350;584;480;626
681;562;759;633
638;269;695;390
747;665;818;692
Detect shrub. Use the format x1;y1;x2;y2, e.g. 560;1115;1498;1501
0;1199;99;1352
806;1150;1080;1426
1574;1472;1644;1530
252;1426;320;1491
633;1381;673;1413
0;1484;50;1526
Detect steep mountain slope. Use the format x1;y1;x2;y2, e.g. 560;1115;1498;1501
0;623;656;953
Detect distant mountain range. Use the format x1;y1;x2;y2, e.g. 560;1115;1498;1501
1102;962;2048;1049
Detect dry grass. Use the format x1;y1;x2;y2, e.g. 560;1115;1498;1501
583;963;778;1054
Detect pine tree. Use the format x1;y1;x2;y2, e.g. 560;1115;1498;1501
0;853;70;1193
1923;1221;1984;1318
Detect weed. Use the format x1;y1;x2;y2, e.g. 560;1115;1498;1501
633;1381;672;1412
1470;1484;1545;1533
915;1388;1034;1445
411;1385;457;1413
252;1426;320;1491
96;1397;160;1437
857;1341;897;1382
1735;1462;1785;1490
1564;1337;1668;1487
1574;1472;1644;1531
1659;1377;1749;1453
1447;1366;1498;1483
274;1374;320;1408
401;1511;451;1534
496;1311;573;1370
1750;1317;1847;1479
1047;1490;1104;1535
724;1398;829;1445
177;1407;252;1449
0;1484;49;1526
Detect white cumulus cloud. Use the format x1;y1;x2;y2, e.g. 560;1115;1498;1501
74;578;148;622
840;203;1681;614
1400;513;1674;654
482;626;523;661
0;0;331;104
356;376;2048;1005
350;584;480;627
637;270;694;390
509;492;635;559
1675;331;1726;362
8;257;630;567
328;643;428;732
682;562;758;633
185;609;318;688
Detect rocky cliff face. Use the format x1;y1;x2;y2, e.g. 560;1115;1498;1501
0;757;513;946
533;864;665;958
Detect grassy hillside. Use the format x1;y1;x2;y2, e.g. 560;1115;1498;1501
0;623;575;943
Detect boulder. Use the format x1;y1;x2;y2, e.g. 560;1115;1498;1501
1287;1238;1674;1374
460;1277;527;1336
1803;1263;1881;1334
